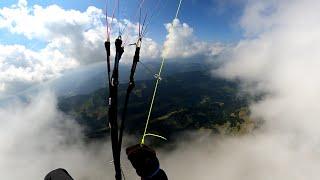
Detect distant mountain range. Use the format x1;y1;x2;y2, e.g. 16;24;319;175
0;59;210;107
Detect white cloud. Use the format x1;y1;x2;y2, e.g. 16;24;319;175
0;1;230;97
203;0;320;179
160;131;320;180
0;44;78;96
4;1;320;179
0;1;160;64
0;91;140;179
0;1;161;97
216;1;320;135
0;1;101;40
162;19;223;59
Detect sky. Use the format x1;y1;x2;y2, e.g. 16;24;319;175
0;0;241;98
0;0;244;45
3;0;320;179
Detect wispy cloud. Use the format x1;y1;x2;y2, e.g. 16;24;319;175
0;91;140;179
193;0;320;179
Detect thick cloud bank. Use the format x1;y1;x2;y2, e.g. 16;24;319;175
160;131;320;180
0;92;120;179
180;0;320;179
216;0;320;136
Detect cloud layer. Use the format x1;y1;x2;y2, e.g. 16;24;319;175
0;91;142;179
0;44;78;96
159;130;320;180
0;92;106;179
183;0;320;179
216;0;320;136
0;0;161;97
0;0;227;98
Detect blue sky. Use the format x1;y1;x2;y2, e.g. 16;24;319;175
0;0;245;45
0;0;248;97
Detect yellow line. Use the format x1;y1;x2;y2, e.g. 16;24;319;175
141;57;165;144
140;0;183;145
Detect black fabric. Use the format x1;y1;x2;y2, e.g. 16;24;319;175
109;37;124;180
44;168;73;180
126;144;168;180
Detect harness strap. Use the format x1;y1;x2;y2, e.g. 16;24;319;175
109;37;124;180
118;38;141;155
